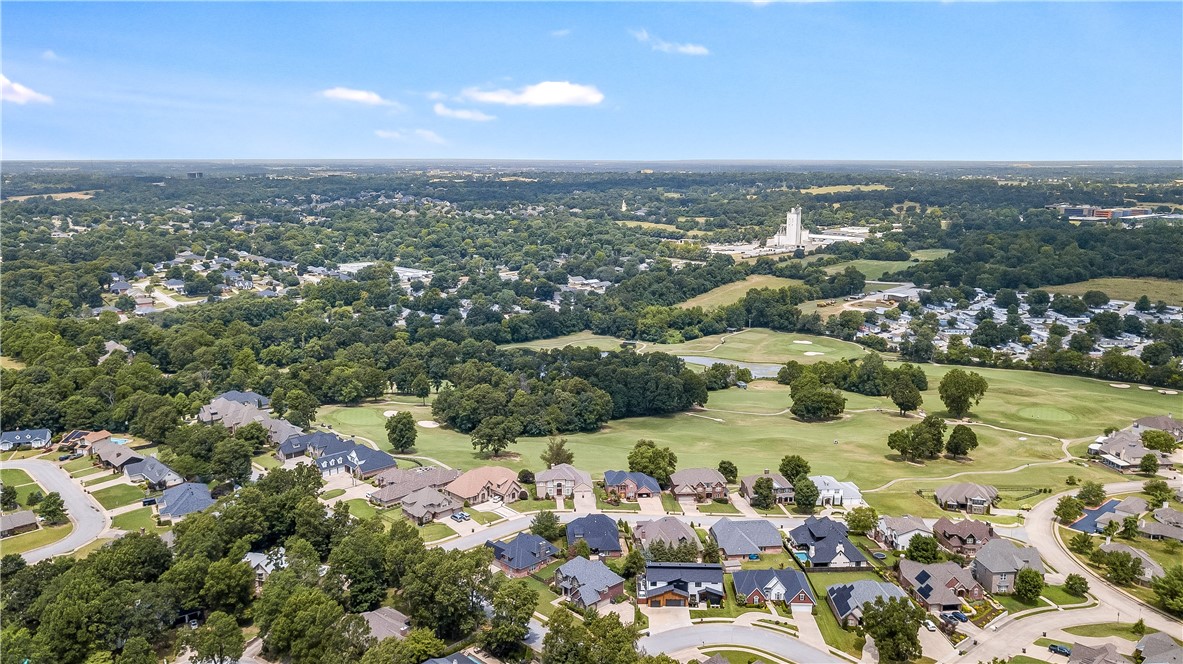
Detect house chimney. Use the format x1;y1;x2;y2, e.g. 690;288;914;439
764;469;770;475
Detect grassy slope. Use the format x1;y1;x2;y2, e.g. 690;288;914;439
0;524;71;555
1045;278;1183;306
678;275;805;310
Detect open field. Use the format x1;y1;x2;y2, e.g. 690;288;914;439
800;184;891;195
0;524;71;555
3;190;99;201
0;355;26;370
678;275;805;310
654;329;868;364
341;498;453;541
822;249;952;281
502;331;627;352
616;219;705;237
1045;278;1183;306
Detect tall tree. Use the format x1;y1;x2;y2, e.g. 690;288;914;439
905;535;940;564
792;475;819;513
471;415;522;457
846;506;878;535
889;378;922;416
861;596;927;663
628;439;678;488
37;492;67;525
1013;568;1044;603
541;436;575;468
717;460;737;484
482;580;538;659
385;411;417;453
937;369;988;418
751;477;776;510
183;611;244;664
945;424;979;458
410;374;431;405
778;454;810;481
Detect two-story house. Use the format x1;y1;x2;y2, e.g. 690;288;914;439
669;468;728;503
898;560;984;612
971;539;1044;593
739;470;794;505
637;562;724;607
933;517;995;557
874;515;932;551
603;470;661;501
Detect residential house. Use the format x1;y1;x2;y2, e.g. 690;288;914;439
602;470;660;500
90;439;144;471
425;655;482;664
873;515;932;551
486;533;558;578
971;539;1044;593
787;517;867;569
731;569;814;607
198;397;299;446
446;466;525;505
400;487;462;525
633;516;701;553
898;560;984;612
368;467;461;507
359;607;410;641
827;580;907;627
710;517;784;561
1133;415;1183;440
1152;507;1183;529
305;435;398;480
553;556;626;610
535;464;593;499
566;514;623;557
1067;643;1133;664
1096;497;1150;531
1136;633;1183;664
157;482;215;521
98;342;132;363
1138;521;1183;543
1091;429;1169;472
739;470;794;504
215;390;271;408
934;482;999;514
163;278;187;293
125;456;183;490
669;468;728;503
109;281;132;295
61;429;112;451
244;548;288;585
637;562;725;607
1;510;39;538
0;429;52;452
809;476;864;507
1099;541;1164;584
933;517;995;556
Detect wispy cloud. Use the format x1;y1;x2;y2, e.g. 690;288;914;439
320;86;402;108
433;103;495;122
630;29;710;56
41;50;65;62
551;28;572;38
462;81;604;107
375;128;446;144
1;75;53;104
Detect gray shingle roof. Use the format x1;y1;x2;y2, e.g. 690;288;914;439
603;470;661;493
670;467;727;490
710;518;783;556
125;456;179;485
0;510;38;532
644;562;723;585
555;556;625;606
935;482;999;506
899;559;980;607
158;482;215;518
634;516;700;550
973;539;1044;574
827;580;906;621
732;569;813;603
486;533;558;572
566;514;621;554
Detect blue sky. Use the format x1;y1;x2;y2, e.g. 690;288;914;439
3;2;1180;160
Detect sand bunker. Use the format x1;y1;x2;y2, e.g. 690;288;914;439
803;351;825;356
1138;386;1154;391
1160;390;1179;395
1109;384;1131;389
1019;437;1028;441
793;340;814;345
417;420;441;428
383;410;400;417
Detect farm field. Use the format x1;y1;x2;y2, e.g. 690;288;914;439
677;275;805;310
1045;277;1183;306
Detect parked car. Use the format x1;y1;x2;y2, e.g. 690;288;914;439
450;513;464;522
458;512;471;521
68;452;84;460
58;454;72;461
939;613;958;624
950;611;969;623
142;497;157;506
923;620;937;632
1048;644;1071;657
188;619;199;630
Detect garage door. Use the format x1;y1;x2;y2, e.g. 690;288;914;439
664;599;686;607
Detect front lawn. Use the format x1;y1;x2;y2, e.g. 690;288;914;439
93;484;147;510
0;524;71;554
467;510;502;525
321;489;346;500
697;501;741;515
252;453;281;470
513;498;561;514
62;457;97;473
595;488;641;512
0;468;34;486
691;573;768;619
419;522;454;542
84;472;123;487
1041;584;1087;606
112;507;169;534
661;493;683;514
1063;622;1162;641
519;559;564;617
70;467;104;479
993;593;1048;614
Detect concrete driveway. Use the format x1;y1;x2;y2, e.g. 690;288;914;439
678;497;701;515
638;606;692;634
637;495;664;514
7;459;108;562
730;494;760;517
573;489;596;512
639;624;843;663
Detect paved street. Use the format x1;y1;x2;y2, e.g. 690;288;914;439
6;459;109;562
638;625;844;663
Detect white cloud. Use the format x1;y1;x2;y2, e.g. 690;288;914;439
551;28;572;38
375;128;446;144
425;91;448;101
41;50;65;62
320;86;401;107
433;103;495;122
1;75;52;104
630;29;710;56
462;81;604;107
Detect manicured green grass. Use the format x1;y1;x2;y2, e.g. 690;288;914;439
1041;584;1086;606
1009;656;1052;664
994;593;1048;614
321;489;346;500
419;522;454;542
1063;622;1164;641
661;493;683;515
93;484;146;510
692;573;768;619
62;457;97;472
740;551;794;571
467;510;503;525
657;329;868;365
678;275;806;310
84;472;123;487
252;453;281;470
520;559;564;617
503;331;628;353
697;501;742;515
1046;278;1183;307
343;498;452;540
513;498;561;514
0;524;70;555
345;498;379;520
0;469;34;486
15;484;46;507
70;467;103;479
800;184;892;195
112;507;169;534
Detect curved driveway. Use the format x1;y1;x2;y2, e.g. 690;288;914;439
5;459;109;563
639;625;843;663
